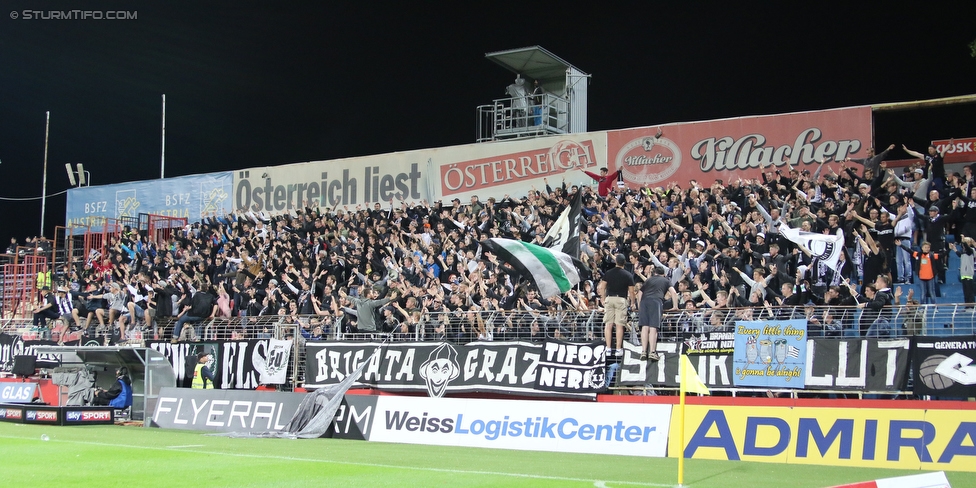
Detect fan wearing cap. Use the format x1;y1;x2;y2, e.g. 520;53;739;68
192;351;216;389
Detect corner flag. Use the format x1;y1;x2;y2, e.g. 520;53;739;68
680;354;710;395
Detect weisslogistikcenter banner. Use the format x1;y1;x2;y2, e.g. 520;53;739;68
367;395;672;457
606;106;872;189
304;341;597;399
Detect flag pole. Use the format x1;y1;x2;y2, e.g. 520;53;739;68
678;353;687;487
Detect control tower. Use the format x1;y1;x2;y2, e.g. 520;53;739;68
476;46;590;143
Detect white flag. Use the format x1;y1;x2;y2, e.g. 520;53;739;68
778;226;845;272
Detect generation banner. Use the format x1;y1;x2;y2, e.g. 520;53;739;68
147;340;291;390
805;339;910;391
733;319;808;388
912;336;976;398
368;395;672;457
304;341;596;399
669;404;976;472
606;106;873;190
65;172;232;229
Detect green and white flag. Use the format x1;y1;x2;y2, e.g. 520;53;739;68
483;238;580;298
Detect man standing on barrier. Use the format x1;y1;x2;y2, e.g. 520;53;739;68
599;253;635;357
638;267;677;362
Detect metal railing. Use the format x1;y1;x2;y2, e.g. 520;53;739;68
476;92;569;142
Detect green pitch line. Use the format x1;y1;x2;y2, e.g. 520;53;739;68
0;423;973;488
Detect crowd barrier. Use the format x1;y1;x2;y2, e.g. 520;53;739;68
3;304;975;399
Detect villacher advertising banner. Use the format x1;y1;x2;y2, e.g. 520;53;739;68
912;335;976;398
304;341;597;399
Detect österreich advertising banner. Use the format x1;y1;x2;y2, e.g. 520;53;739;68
368;395;672;457
670;404;976;472
232;133;607;211
606;107;872;189
912;336;976;398
304;341;596;399
805;339;910;391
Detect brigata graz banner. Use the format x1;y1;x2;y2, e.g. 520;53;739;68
304;341;597;399
912;335;976;397
805;339;910;391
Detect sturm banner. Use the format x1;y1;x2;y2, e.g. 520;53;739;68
733;319;808;388
912;335;976;398
147;340;290;390
534;340;606;394
805;339;910;391
617;342;734;389
304;341;596;399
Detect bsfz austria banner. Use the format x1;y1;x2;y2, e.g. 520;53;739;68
305;341;599;399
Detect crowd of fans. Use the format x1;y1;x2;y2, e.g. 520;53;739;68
14;141;973;343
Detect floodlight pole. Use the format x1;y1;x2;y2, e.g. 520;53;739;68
40;111;50;236
161;94;166;179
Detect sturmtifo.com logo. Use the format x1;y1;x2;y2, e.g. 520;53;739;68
10;10;137;20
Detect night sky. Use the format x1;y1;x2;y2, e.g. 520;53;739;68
2;3;975;241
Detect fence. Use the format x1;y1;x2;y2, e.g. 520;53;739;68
4;303;975;396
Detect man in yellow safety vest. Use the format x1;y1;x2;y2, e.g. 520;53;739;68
191;351;215;389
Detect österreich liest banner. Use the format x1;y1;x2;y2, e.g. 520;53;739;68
912;336;976;397
304;341;597;399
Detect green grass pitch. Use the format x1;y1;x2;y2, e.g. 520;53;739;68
0;422;972;487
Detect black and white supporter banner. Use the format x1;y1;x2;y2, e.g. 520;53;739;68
257;339;292;385
148;340;290;390
805;339;910;391
534;340;607;393
617;342;735;389
913;336;976;398
304;341;595;399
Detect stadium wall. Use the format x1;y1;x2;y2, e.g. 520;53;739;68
65;106;873;223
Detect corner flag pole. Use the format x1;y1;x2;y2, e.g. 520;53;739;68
678;353;687;487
